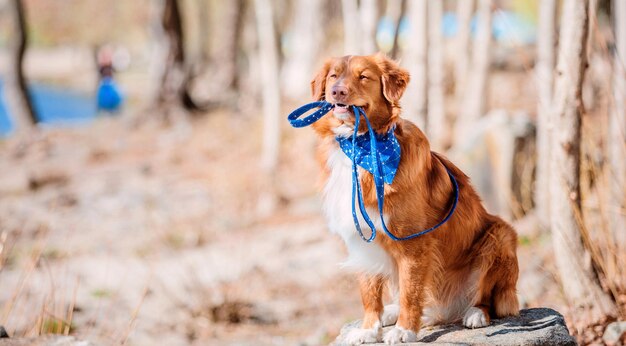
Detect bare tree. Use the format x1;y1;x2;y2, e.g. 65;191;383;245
550;0;617;321
453;0;474;106
535;0;557;230
254;0;281;173
212;0;246;93
427;0;445;151
282;0;323;99
196;0;211;64
401;0;427;128
455;0;492;138
155;0;213;114
4;0;37;132
156;0;187;108
341;0;361;54
359;0;378;54
610;0;626;249
386;0;405;59
341;0;379;55
254;0;282;215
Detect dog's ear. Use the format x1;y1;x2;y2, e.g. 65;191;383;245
375;53;410;104
311;60;332;101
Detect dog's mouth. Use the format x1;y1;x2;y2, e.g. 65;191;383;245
332;103;350;120
331;102;369;137
334;103;349;111
333;103;366;120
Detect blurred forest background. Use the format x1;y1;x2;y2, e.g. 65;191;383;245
0;0;624;345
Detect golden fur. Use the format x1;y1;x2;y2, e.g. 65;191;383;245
308;54;520;336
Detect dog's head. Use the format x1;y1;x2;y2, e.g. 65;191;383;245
311;54;409;135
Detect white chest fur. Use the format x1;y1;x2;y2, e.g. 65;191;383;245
322;147;394;275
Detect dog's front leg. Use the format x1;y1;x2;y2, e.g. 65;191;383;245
383;258;429;344
344;274;384;345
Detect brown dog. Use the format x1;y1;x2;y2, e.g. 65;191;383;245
307;54;519;345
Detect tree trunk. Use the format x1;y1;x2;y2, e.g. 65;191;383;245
254;0;281;173
387;0;405;59
550;0;618;322
196;0;211;64
535;0;557;230
453;0;474;107
427;0;445;151
359;0;378;54
282;0;323;99
342;0;380;56
212;0;245;92
401;0;427;128
155;0;211;114
156;0;188;110
455;0;492;138
254;0;282;216
4;0;37;132
341;0;361;54
610;0;626;253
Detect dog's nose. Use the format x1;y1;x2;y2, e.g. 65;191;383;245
331;85;348;100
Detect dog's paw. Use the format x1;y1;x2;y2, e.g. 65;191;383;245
344;323;381;345
382;326;417;345
381;304;399;327
463;307;490;329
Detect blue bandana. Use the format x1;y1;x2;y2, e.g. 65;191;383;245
336;129;400;184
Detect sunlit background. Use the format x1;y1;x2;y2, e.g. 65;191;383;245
0;0;624;345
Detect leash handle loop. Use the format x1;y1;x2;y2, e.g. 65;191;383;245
287;101;334;128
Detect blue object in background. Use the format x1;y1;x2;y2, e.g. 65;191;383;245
0;92;12;136
0;79;97;136
442;12;459;38
442;10;536;44
492;10;536;44
376;16;397;53
97;77;123;112
396;16;409;51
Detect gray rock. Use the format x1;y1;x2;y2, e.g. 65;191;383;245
603;321;626;345
333;308;577;346
0;335;95;346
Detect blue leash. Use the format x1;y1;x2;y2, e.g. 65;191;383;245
287;101;334;127
288;101;459;242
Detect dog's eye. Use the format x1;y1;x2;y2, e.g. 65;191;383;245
359;75;368;80
329;74;337;79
